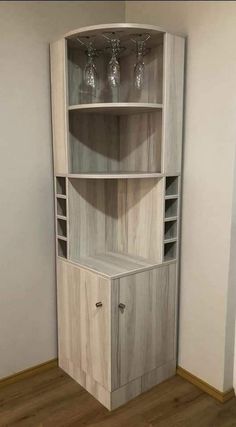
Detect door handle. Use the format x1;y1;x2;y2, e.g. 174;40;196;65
118;303;126;309
95;302;103;307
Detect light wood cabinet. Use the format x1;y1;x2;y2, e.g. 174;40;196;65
51;23;185;410
57;259;177;407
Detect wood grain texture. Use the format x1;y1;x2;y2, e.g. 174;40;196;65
50;39;68;174
57;259;111;391
117;178;163;262
57;260;177;409
117;265;176;387
60;358;176;411
69;112;162;174
69;112;119;173
68;178;163;269
119;44;163;104
0;359;58;389
73;252;159;279
162;34;185;174
2;366;236;426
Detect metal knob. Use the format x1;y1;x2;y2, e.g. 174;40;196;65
95;302;103;307
118;303;126;310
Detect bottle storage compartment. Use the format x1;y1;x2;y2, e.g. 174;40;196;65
69;111;162;174
165;198;178;219
58;239;67;258
57;197;67;217
164;241;176;261
165;176;179;196
164;220;177;240
68;177;163;276
57;218;67;238
67;32;163;105
56;177;66;195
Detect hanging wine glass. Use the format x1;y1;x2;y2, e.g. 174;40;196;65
103;33;124;88
131;33;151;90
77;37;99;89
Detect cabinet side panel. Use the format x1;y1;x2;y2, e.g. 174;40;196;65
50;39;68;174
162;34;185;174
57;258;82;367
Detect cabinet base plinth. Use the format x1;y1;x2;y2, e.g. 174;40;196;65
59;358;176;410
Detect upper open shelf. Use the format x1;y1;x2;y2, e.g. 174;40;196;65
67;31;163;105
68;103;163;114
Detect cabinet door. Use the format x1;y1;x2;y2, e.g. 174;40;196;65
117;264;176;387
57;259;111;390
80;268;111;390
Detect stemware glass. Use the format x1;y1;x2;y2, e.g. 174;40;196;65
77;37;98;89
131;33;151;90
103;33;123;88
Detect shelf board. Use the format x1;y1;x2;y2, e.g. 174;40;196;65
70;251;160;279
164;238;177;244
68;172;163;179
164;256;177;262
165;195;179;200
56;194;67;199
57;215;67;221
164;216;178;222
57;235;67;242
68;103;163;114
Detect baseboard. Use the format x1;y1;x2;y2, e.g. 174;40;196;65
177;366;235;403
0;358;58;389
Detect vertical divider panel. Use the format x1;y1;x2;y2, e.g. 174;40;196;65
162;34;185;174
50;39;69;174
66;177;70;259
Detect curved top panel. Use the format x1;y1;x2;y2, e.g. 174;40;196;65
64;22;166;39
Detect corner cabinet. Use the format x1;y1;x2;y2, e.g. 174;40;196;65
50;23;185;410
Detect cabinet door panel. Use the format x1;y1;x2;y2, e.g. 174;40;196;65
57;259;111;390
118;264;176;386
80;268;111;389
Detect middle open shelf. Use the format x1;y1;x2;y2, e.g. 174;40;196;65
73;251;159;279
68;177;164;272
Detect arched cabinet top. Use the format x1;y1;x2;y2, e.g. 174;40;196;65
64;23;167;39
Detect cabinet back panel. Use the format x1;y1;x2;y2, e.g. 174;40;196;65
69;111;162;173
69;178;162;262
69;179;117;259
69;112;120;173
117;178;163;261
68;41;163;105
120;44;163;104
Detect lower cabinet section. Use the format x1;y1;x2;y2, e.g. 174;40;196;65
57;259;177;410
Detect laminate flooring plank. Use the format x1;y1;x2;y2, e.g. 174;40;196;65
0;367;236;427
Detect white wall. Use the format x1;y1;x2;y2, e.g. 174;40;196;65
0;1;125;379
126;1;236;391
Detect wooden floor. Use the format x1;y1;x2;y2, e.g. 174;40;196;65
0;367;236;427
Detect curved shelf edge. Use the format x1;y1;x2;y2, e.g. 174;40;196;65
68;103;163;114
67;173;164;179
